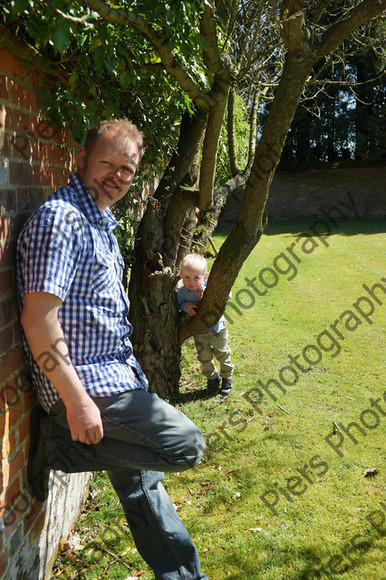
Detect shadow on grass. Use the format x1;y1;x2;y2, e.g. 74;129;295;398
214;530;385;579
216;218;386;238
170;387;216;403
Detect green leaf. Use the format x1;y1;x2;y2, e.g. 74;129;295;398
10;0;29;16
119;71;131;88
196;33;208;51
51;24;71;55
68;71;79;90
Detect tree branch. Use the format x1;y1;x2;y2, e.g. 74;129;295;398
200;1;223;74
198;75;231;209
312;0;386;59
227;87;240;176
308;0;329;24
281;0;309;54
47;2;91;22
85;0;215;107
154;107;208;203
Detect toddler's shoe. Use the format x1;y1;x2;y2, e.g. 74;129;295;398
220;377;232;396
207;376;220;395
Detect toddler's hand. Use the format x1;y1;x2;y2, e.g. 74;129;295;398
198;287;205;300
187;303;198;316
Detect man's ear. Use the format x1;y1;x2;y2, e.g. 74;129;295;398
77;147;87;170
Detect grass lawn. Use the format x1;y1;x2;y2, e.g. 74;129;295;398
53;218;385;579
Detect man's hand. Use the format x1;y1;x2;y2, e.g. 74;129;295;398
66;396;104;444
21;292;104;445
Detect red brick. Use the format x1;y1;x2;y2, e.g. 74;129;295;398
27;68;47;89
0;297;17;328
0;190;14;210
13;322;21;346
6;108;33;133
0;215;10;241
35;141;47;163
0;325;13;353
0;240;16;268
0;48;24;77
1;379;21;413
0;402;6;432
33;163;54;187
22;385;37;412
0;269;13;297
35;117;59;141
8;394;22;425
55;167;71;187
18;413;31;445
12;133;34;161
5;475;21;510
47;144;67;165
0;74;8;100
67;148;78;168
0;132;12;157
9;80;35;111
25;502;46;539
9;159;34;186
17;188;30;211
7;449;25;485
12;489;31;518
1;461;10;491
3;425;16;457
0;348;25;384
28;505;47;539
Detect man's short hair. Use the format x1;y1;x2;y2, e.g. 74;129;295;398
84;119;145;160
180;254;208;275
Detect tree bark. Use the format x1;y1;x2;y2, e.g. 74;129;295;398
128;0;386;395
128;196;182;398
180;51;315;341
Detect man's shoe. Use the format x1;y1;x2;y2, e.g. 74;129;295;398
220;377;233;396
28;407;50;502
207;376;220;396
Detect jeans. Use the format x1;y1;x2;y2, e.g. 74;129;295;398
44;389;208;580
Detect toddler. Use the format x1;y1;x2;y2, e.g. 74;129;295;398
177;254;234;396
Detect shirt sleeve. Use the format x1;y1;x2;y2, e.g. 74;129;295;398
19;203;86;301
176;287;189;312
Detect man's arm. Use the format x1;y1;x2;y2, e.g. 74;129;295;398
21;292;103;444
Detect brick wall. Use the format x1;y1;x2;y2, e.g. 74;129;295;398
220;164;386;225
0;46;89;579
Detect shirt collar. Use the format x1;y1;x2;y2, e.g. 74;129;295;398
70;173;118;231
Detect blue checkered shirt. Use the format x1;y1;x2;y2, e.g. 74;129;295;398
17;173;148;412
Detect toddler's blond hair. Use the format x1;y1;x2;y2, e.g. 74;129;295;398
180;254;208;275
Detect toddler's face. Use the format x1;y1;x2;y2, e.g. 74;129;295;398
181;267;207;291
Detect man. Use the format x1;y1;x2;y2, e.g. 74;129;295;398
17;119;207;579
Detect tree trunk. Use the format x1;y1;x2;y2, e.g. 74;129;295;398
193;169;250;250
180;52;315;342
128;197;182;398
128;114;204;398
128;0;386;397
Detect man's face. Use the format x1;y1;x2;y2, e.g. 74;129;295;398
181;267;208;291
77;132;140;212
